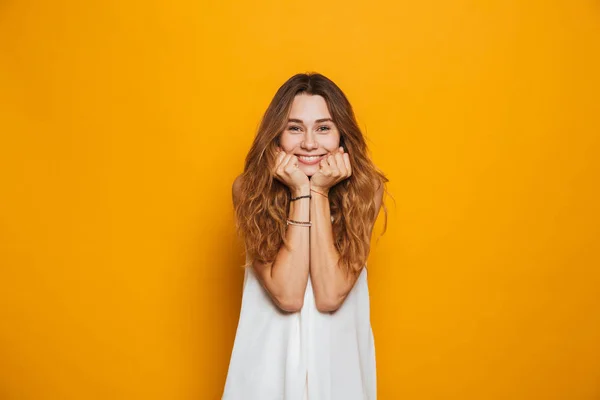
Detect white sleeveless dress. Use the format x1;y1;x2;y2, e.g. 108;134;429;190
222;257;377;400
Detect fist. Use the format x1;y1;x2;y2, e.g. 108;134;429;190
272;149;310;192
310;146;352;192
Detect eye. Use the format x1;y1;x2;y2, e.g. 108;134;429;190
288;125;302;132
317;126;331;132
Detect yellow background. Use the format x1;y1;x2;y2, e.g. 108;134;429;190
1;0;599;399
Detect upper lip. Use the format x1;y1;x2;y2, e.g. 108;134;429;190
296;154;326;157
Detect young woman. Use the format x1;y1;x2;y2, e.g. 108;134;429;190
222;73;388;400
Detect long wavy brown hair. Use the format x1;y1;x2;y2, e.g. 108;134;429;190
235;72;388;275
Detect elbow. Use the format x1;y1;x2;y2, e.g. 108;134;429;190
275;295;304;313
315;295;344;313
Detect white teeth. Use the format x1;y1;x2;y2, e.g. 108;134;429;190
298;155;321;161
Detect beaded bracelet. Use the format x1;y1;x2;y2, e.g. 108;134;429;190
290;194;312;202
286;219;312;227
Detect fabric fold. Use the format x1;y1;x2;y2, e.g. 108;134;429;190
223;260;376;400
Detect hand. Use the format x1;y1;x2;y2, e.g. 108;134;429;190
310;147;352;193
273;149;310;194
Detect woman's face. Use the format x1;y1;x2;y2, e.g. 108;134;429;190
278;93;341;177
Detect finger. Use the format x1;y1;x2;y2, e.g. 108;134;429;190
326;154;340;177
278;153;293;173
334;152;346;176
326;153;337;167
273;151;287;172
342;153;351;176
283;155;299;173
319;158;332;176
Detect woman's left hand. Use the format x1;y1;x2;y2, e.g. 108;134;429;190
310;147;352;193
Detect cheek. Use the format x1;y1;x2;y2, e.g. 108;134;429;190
321;134;341;151
279;133;301;152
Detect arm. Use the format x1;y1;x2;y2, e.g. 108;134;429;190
309;180;384;312
232;159;311;312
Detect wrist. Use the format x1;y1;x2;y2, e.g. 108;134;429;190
291;185;310;197
310;185;330;195
310;187;329;200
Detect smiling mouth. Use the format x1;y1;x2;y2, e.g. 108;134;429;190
296;154;326;164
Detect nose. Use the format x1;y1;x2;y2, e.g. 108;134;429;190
301;132;318;150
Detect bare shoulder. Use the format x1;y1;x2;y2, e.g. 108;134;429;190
232;174;244;207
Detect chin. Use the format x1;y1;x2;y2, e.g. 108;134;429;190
300;166;318;177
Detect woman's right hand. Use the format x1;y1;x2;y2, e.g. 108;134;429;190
273;150;310;195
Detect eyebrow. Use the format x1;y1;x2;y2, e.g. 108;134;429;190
288;118;333;124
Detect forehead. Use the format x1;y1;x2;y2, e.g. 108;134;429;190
288;94;331;120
